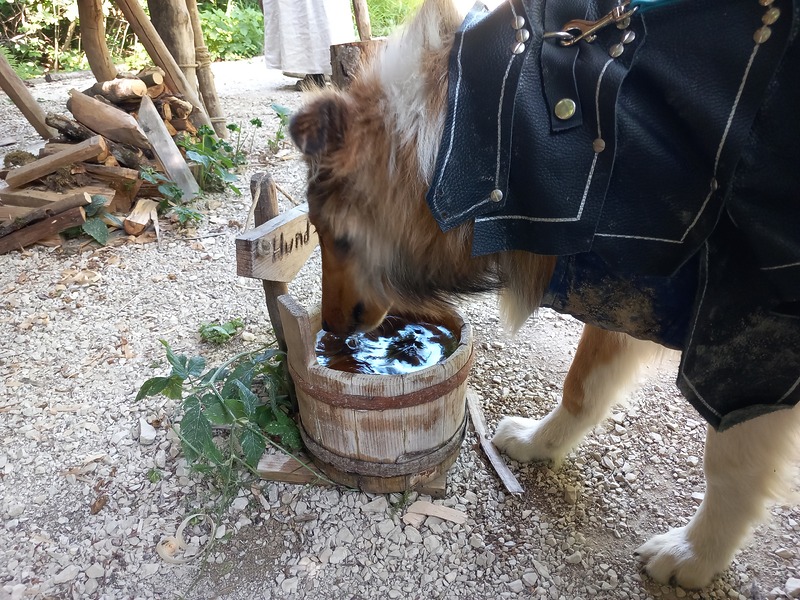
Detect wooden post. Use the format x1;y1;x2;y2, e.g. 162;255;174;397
112;0;213;131
145;0;198;95
77;0;117;82
330;40;384;89
0;51;56;140
351;0;372;41
252;173;289;351
184;0;228;139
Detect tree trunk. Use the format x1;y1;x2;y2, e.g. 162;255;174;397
77;0;117;82
146;0;198;96
330;40;384;89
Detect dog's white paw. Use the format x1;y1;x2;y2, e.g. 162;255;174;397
492;416;563;463
636;527;726;589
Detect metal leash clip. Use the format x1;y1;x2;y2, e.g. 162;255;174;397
544;0;639;46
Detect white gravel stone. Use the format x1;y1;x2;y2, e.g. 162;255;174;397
138;418;157;445
6;505;24;518
329;547;348;564
405;526;423;544
362;497;389;514
786;577;800;598
566;551;583;564
53;565;81;584
85;563;105;579
775;548;795;559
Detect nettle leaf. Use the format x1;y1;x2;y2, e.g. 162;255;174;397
223;398;247;420
234;380;260;416
221;360;255;398
161;340;190;380
81;218;109;245
263;410;301;449
187;355;206;378
237;425;265;468
182;396;223;465
186;150;211;167
202;394;233;425
136;376;171;400
86;194;110;217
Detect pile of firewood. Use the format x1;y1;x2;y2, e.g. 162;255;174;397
0;68;200;255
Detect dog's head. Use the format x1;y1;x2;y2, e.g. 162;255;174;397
289;0;496;335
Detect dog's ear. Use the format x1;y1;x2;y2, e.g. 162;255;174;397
289;95;349;159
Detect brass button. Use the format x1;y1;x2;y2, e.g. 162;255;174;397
754;26;772;44
593;138;606;153
512;42;526;55
516;29;530;43
490;189;504;203
512;16;526;30
621;30;636;44
554;98;577;120
609;43;624;58
763;7;780;24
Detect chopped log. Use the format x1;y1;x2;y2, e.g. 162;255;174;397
77;0;117;82
166;97;193;119
170;117;196;135
40;142;79;158
68;89;150;149
111;0;213;131
81;163;142;212
138;71;164;87
46;113;151;171
103;155;120;167
123;198;159;235
0;184;116;208
160;101;173;121
137;95;199;201
330;40;385;89
164;119;178;136
0;192;91;239
0;50;57;139
89;78;147;103
351;0;372;41
0;206;86;255
146;83;166;99
5;137;108;189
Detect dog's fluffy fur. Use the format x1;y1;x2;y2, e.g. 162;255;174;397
289;0;800;588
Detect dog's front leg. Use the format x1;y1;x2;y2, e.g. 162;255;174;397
493;324;656;464
637;406;800;588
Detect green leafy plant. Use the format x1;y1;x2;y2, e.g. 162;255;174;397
368;0;423;37
64;193;123;245
227;117;263;160
267;104;291;154
199;5;264;61
139;167;204;227
177;125;241;194
199;318;245;345
137;341;301;481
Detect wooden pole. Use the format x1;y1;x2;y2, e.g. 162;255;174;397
184;0;228;138
0;51;56;140
77;0;117;82
351;0;372;41
251;173;289;351
111;0;213;131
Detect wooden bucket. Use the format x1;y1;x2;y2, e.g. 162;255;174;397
277;295;473;493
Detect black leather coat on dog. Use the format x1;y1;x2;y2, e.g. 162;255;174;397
426;0;800;430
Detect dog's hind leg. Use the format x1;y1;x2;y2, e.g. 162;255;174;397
636;405;800;588
493;324;658;464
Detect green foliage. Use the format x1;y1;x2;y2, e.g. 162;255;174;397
140;167;206;227
267;105;290;154
177;125;243;194
137;340;301;480
199;318;245;345
368;0;423;37
63;193;122;245
199;5;264;61
147;468;163;483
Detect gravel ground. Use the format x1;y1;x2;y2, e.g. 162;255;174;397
1;58;799;600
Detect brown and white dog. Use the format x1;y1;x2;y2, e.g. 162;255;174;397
289;0;800;588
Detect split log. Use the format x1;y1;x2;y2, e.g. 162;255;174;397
111;0;212;131
68;89;150;149
123;198;159;235
0;50;57;139
77;0;117;82
88;78;147;103
166;97;193;119
137;95;199;201
0;184;115;208
0;206;86;255
45;114;150;170
146;83;166;99
138;71;164;87
164;120;178;136
5;137;108;189
0;204;31;221
0;192;91;239
330;40;384;89
170;118;196;135
81;164;142;212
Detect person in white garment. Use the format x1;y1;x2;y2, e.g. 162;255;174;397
263;0;357;87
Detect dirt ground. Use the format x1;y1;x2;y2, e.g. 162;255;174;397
0;58;798;600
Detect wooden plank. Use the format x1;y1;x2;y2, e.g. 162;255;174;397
5;136;108;189
136;95;199;201
0;185;115;208
256;452;328;485
0;51;56;140
0;207;86;255
466;388;524;495
406;500;467;525
0;204;32;221
68;89;150;149
236;202;318;282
